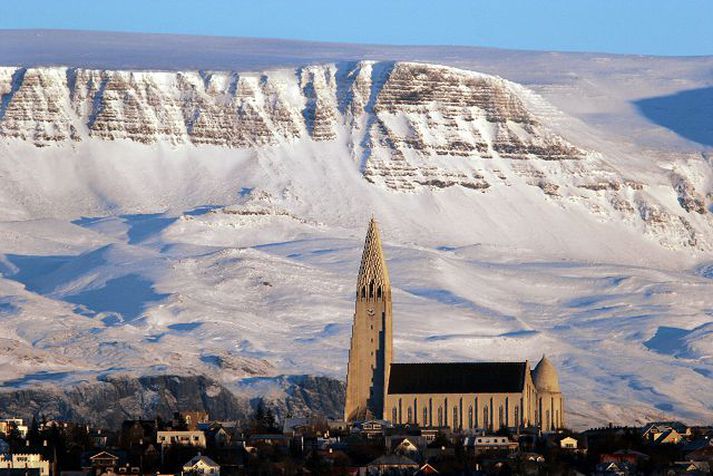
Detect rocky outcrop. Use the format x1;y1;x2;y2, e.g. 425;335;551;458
0;374;345;429
1;61;710;250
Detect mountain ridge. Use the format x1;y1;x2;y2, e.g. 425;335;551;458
0;48;712;428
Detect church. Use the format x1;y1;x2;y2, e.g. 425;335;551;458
344;218;565;432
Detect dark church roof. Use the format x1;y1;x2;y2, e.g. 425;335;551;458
388;362;527;395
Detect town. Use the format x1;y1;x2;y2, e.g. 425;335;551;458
0;413;712;475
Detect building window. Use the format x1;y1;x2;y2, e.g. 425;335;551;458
423;407;428;427
453;407;459;429
407;407;413;423
468;406;473;429
392;407;397;423
483;407;489;430
437;407;443;427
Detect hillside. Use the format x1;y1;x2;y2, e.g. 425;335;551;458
0;32;712;428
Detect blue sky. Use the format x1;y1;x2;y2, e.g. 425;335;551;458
1;0;712;56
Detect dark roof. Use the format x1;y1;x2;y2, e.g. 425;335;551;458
388;362;527;394
0;470;41;476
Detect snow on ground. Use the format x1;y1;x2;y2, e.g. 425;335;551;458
0;136;711;429
0;33;712;428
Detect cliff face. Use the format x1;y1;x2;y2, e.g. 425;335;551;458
0;62;585;188
1;61;707;250
0;374;345;428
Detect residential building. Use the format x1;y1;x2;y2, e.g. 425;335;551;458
182;455;219;476
156;431;206;448
0;454;49;476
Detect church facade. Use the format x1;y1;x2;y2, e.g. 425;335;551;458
344;218;565;432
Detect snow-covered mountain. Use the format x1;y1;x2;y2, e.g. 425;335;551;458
0;31;712;428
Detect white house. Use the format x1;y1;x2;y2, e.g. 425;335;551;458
157;431;206;448
560;436;579;450
182;455;220;476
0;454;50;476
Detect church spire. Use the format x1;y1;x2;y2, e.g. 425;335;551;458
344;217;393;422
357;217;390;293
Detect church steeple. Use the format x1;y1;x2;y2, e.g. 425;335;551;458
344;217;394;422
356;217;391;298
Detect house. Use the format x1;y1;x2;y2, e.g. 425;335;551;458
156;431;206;448
182;455;220;476
654;428;683;445
671;461;710;475
601;449;649;466
182;412;209;431
642;421;690;437
247;434;290;455
282;418;311;436
119;420;156;448
89;430;108;449
0;420;28;439
365;454;419;474
392;437;421;458
0;455;50;476
88;451;120;475
415;463;439;475
463;435;518;455
642;422;689;444
359;420;392;439
594;461;633;476
559;436;578;449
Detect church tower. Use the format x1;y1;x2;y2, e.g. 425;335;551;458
344;217;393;422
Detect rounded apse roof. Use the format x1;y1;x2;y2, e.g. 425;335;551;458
532;355;561;393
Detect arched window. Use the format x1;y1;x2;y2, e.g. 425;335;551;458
377;287;382;298
361;287;365;298
392;407;397;423
369;282;374;298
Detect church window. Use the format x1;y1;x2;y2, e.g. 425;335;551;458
361;287;365;298
423;407;428;426
453;407;458;429
546;410;550;431
499;406;504;429
369;282;374;298
407;407;412;423
437;407;443;427
377;287;382;298
483;407;489;430
444;398;448;426
468;406;473;429
392;408;397;423
474;397;479;427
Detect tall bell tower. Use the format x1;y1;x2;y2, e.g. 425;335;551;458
344;217;393;422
